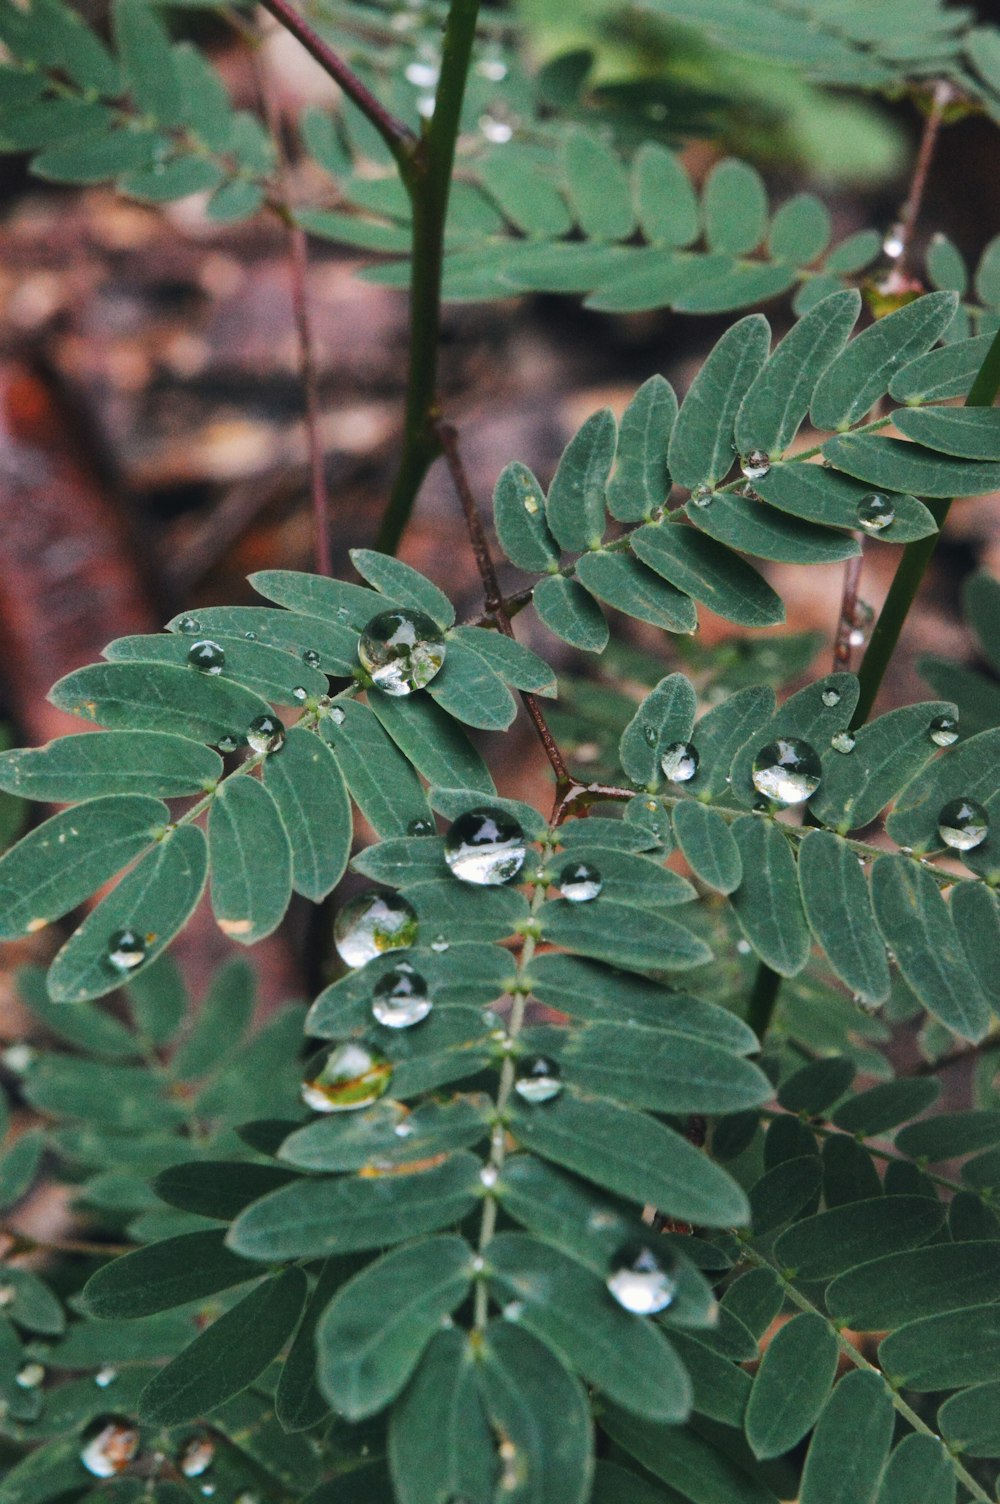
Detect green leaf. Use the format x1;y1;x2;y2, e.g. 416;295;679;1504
427;638;517;731
632;142;699;247
154;1159;298;1221
620;673;697;788
316;1235;472;1420
275;1257;341;1432
350;549;454;629
702;159;768;255
207;178;265;223
938;1381;1000;1459
574;552;697;633
876;1435;955;1504
540;897;710;972
121;154;224;202
728;817;810;977
671;801;742;893
113;0;183;123
534;574;610;650
889;332;998;403
953;880;1000;1010
631;524;784;627
607;376;677;522
545;409;615;551
476;1320;594;1504
278;1094;491;1172
451;627;556;699
690;686;776;802
767;193;831;264
778;1056;854;1115
494;462;561;572
773;1195;946;1281
0;1128;44;1209
797;831;891;1004
105;632;327;706
745;1312;839;1461
388;1328;495;1504
321;699;432;837
668;1330;751;1425
47;825;208;1003
870;855;990;1042
138;1266;307;1424
601;1408;780;1504
894;405;1000;460
735;290;860;458
0;794;168;940
799;1369;894;1504
172;957;255;1080
750;1156;823;1234
0;1266;64;1334
826;1242;1000;1329
508;1094;749;1227
175;597;358;673
485;1232;691;1423
226;1153;482;1259
667;314;771;490
480;146;573;237
0;731;221;802
208;776;292;943
895;1108;1000;1161
24;1054;180;1130
34;126;167;187
563;128;633;241
831;1078;940;1137
429;787;546;839
753;463;937;541
965;571;1000;673
544;844;694;910
127;952;186;1044
810;292;958;430
49;661;272;744
262;726;351;901
728;673;859;806
47;1311;192;1367
886;726;1000;874
81;1230;262;1317
879;1304;1000;1390
369;693;495;798
823;432;1000;498
687;492;859;564
812;701;954;833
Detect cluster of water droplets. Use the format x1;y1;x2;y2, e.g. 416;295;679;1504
443;808;526;885
358;608;446;696
751;738;822;806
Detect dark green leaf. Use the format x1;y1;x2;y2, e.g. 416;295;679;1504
876;1434;955;1504
812;702;954;833
601;1407;780;1504
0;1267;64;1334
671;800;742;892
798;1369;893;1504
263;726;351;900
620;673;697;788
632;142;700;247
831;1077;940;1137
534;574;610;651
451;627;556;699
275;1258;343;1432
350;550;454;628
427;637;518;731
113;0;182;122
322;699;432;837
750;1156;824;1235
563;128;633;240
388;1327;495;1504
278;1094;491;1172
687;491;859;565
0;1128;44;1209
0;732;221;802
894;405;1000;460
49;661;272;744
745;1312;839;1460
494;462;560;572
778;1056;854;1114
172;957;255;1080
540;897;710;971
879;1303;1000;1390
154;1160;298;1220
810;292;958;430
632;524;784;628
824;432;1000;498
953;880;1000;1010
545;409;615;551
208;776;292;943
81;1230;261;1317
574;552;698;633
773;1196;946;1280
702;159;767;255
607;376;677;522
173;597;358;674
729;817;810;976
127;952;186;1045
797;831;891;1005
826;1241;1000;1329
668;314;771;489
753;463;936;542
889;331;997;403
104;631;327;706
938;1381;1000;1459
895;1108;1000;1161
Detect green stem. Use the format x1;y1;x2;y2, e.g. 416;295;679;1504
852;323;1000;727
745;962;783;1045
376;0;482;555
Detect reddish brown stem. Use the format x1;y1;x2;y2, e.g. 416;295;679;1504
891;79;954;278
288;223;332;577
832;552;864;670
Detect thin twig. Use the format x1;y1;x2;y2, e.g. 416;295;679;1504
890;80;954;279
2;1230;134;1258
288;223;333;576
832;552;864;670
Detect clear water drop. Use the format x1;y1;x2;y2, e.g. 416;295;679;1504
480;1164;499;1189
883;224;905;259
856;493;895;533
405;59;439;88
80;1418;140;1479
94;1367;117;1389
937;797;989;852
217;735;238;754
301;1041;393;1113
178;1437;214;1478
407;816;436;837
246;714;285;755
16;1362;44;1389
107;929;147;972
929;714;959;747
177;616;200;634
476;56;508;81
479;114;513;143
200;1488;215;1498
661;741;698;784
606;1242;677;1314
358;609;446;696
513;1055;562;1104
372;963;432;1028
334;891;418;966
243;631;257;641
848;627;866;649
329;706;346;726
642;724;657;748
821;688;841;708
430;934;449;953
1;1044;35;1073
302;648;321;670
291;686;308;704
559;861;602;902
740;449;770;481
831;730;856;754
751;738;822;806
444;808;526;885
187;640;225;675
736;938;752;955
689;483;713;508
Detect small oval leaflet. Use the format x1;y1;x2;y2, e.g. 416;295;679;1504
929;713;959;747
661;740;699;784
444;808;527;885
513;1055;563;1104
187;640;226;674
107;929;147;973
751;737;822;805
246;714;285;756
856;493;895;534
559;861;603;902
301;1042;393;1113
937;797;989;852
358;608;446;696
606;1242;677;1314
371;963;433;1029
80;1417;140;1479
334;891;419;966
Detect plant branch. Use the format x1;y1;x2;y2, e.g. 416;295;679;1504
745;963;783;1045
890;80;954;279
288;222;333;576
832;552;864;671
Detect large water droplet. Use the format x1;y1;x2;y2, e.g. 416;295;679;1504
929;714;959;748
302;648;321;670
334;891;418;966
856;493;895;534
821;688;841;708
187;640;225;675
407;816;436;837
358;609;446;696
559;861;602;902
301;1042;392;1113
80;1418;140;1479
444;808;526;885
740;449;770;481
107;929;147;972
16;1362;45;1389
178;1437;214;1478
246;714;286;755
937;797;989;852
606;1242;677;1315
751;738;822;806
831;730;856;754
661;741;698;784
177;616;200;635
372;963;432;1028
513;1055;562;1104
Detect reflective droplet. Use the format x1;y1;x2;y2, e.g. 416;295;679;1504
480;1164;499;1189
856;493;895;534
736;938;752;955
217;735;238;754
751;738;822;806
642;724;657;748
929;714;959;748
476;56;508;81
329;706;346;726
479;113;513;143
559;861;602;902
16;1362;45;1389
407;816;436;837
606;1242;677;1315
937;797;989;852
302;648;321;670
0;1285;14;1308
883;223;905;259
200;1488;215;1498
301;1042;392;1113
107;929;147;972
358;609;446;696
372;963;432;1028
444;808;526;885
187;640;225;675
334;891;418;966
177;616;200;634
1;1044;35;1073
178;1437;214;1478
513;1055;562;1104
661;741;698;784
291;686;308;704
246;714;286;755
831;730;856;754
80;1418;140;1479
94;1366;117;1389
690;483;713;508
848;627;866;649
243;631;257;641
405;59;439;87
821;688;841;708
740;449;770;481
430;934;449;953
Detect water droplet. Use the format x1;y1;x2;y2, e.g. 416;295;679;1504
502;1299;525;1321
16;1362;44;1389
848;627;866;649
513;1055;562;1104
394;1120;415;1138
358;609;446;696
751;738;822;806
246;714;286;755
187;640;225;675
334;890;418;966
200;1487;215;1497
291;686;308;704
94;1367;117;1389
217;735;238;754
235;1493;259;1504
372;963;432;1028
243;631;257;641
689;483;713;508
937;797;989;852
929;714;959;747
430;934;449;953
177;616;200;635
883;223;905;259
178;1437;214;1478
0;1285;14;1308
740;450;770;481
405;59;439;88
642;724;657;748
606;1242;677;1314
107;929;147;972
821;688;841;708
80;1418;140;1479
480;1165;499;1189
476;56;508;81
661;741;699;784
831;730;856;754
856;493;895;534
407;816;436;837
329;706;346;726
444;808;526;885
301;1041;393;1113
1;1044;35;1073
523;495;539;514
479;113;513;143
736;938;752;955
559;862;602;902
302;648;321;670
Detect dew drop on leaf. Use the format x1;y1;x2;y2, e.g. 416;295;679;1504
821;688;841;708
831;730;856;754
246;714;286;755
177;617;200;635
94;1367;117;1389
856;493;895;533
513;1055;562;1104
444;808;526;885
480;1164;499;1188
291;687;308;704
302;648;321;670
642;724;657;748
243;631;257;641
559;861;603;902
606;1242;677;1314
328;706;346;726
371;963;432;1028
929;714;959;747
178;1437;214;1478
334;891;418;966
937;797;989;852
107;929;147;972
740;449;770;481
736;938;752;955
358;608;446;696
689;483;713;508
751;738;822;805
661;741;699;784
80;1418;140;1479
480;114;513;143
16;1362;45;1389
431;934;450;953
0;1285;15;1308
407;817;436;837
187;640;225;675
301;1042;393;1113
217;735;238;754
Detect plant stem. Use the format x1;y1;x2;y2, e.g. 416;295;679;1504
892;80;953;280
376;0;482;555
288;223;333;576
832;552;863;671
745;961;783;1044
